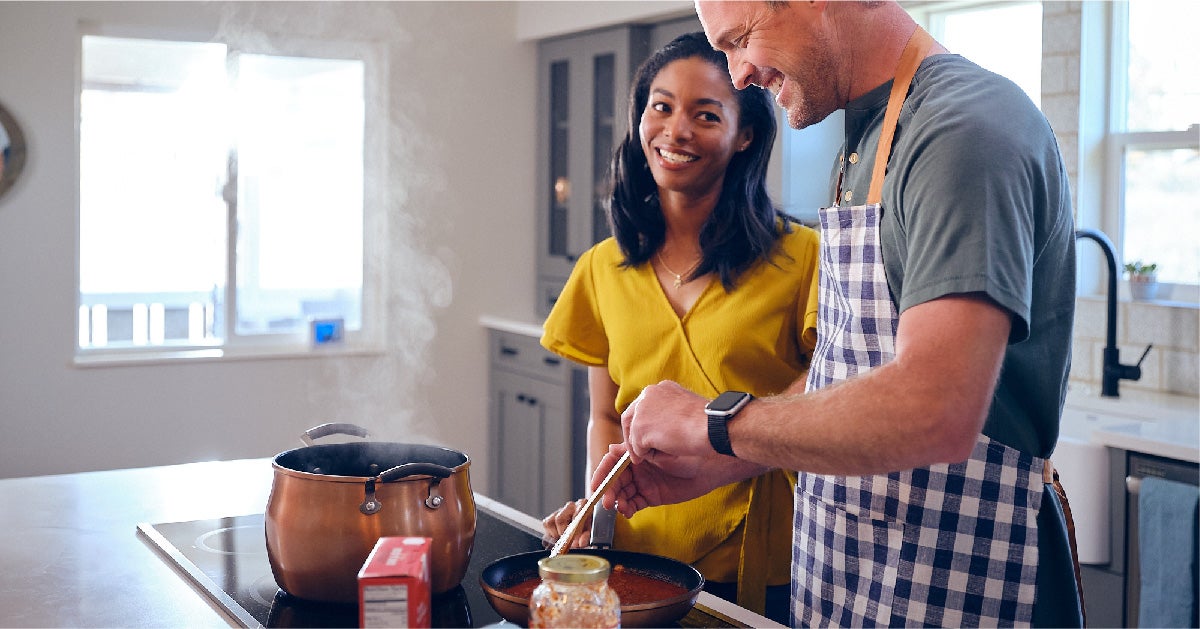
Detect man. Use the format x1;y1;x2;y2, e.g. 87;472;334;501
595;1;1082;626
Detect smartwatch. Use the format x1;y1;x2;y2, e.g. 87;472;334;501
705;391;753;457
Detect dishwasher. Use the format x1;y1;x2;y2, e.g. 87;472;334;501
1122;451;1200;627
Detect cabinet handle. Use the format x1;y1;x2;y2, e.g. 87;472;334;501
516;394;527;403
543;356;561;366
527;397;538;406
500;346;519;357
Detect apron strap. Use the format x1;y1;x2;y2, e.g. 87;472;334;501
867;26;935;205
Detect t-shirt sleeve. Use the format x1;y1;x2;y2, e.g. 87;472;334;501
885;78;1047;343
540;246;608;366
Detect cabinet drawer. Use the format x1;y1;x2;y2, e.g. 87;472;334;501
490;330;568;383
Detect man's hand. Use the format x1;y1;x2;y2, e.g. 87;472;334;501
620;380;711;464
592;444;769;518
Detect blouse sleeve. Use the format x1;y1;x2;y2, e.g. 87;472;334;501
795;226;821;356
540;245;609;366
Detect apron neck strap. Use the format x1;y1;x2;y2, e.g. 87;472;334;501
867;26;934;205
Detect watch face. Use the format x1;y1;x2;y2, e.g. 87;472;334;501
707;391;750;413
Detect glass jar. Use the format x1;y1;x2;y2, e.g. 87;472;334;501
529;554;621;628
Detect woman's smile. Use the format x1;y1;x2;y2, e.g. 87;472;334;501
655;146;700;166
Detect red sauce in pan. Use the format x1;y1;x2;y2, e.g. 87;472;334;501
502;565;689;605
504;576;541;600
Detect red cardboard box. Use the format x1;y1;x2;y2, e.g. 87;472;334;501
358;536;432;628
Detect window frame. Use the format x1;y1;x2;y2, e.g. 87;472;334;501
73;23;389;366
1096;1;1199;304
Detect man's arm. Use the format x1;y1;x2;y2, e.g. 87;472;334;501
734;293;1009;475
606;293;1010;514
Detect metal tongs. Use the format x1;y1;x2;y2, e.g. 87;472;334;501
549;451;631;557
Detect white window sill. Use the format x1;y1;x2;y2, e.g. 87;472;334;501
73;341;385;368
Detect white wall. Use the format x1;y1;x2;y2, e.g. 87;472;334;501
0;1;539;486
515;1;692;41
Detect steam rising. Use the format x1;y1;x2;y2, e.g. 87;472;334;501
215;2;453;443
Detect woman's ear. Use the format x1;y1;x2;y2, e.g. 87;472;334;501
737;127;754;152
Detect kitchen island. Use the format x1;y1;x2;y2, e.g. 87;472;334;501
0;458;777;627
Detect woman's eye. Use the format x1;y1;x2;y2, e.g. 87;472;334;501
651;101;671;114
698;112;721;123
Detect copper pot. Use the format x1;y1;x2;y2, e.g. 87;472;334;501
265;423;476;603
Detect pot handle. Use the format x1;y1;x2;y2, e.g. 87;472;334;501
377;462;454;483
300;422;371;446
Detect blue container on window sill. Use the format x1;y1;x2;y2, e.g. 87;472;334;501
310;317;345;346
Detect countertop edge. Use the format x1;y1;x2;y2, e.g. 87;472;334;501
1064;388;1200;462
1091;429;1200;464
479;315;543;339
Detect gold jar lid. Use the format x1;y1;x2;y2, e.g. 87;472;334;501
537;555;611;584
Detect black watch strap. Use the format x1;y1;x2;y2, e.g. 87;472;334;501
708;413;736;457
705;391;752;457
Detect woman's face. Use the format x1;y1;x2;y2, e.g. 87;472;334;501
639;57;751;200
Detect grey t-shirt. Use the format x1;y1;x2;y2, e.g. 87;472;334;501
833;54;1076;459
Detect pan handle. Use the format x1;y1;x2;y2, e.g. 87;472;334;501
589;505;617;548
300;422;371;446
378;462;454;483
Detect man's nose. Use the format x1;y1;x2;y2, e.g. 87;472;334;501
727;55;756;91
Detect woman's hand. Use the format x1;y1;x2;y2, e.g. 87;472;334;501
540;498;593;550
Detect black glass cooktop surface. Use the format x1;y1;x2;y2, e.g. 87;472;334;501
138;509;544;628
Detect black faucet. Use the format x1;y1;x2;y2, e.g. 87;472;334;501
1074;229;1152;397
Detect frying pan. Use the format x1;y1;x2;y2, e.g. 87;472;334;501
479;548;703;627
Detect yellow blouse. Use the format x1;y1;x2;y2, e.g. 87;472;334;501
540;224;820;613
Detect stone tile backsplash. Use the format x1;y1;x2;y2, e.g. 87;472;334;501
1071;297;1200;397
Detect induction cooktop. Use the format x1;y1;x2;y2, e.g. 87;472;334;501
137;510;544;628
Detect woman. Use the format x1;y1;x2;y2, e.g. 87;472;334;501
538;32;818;624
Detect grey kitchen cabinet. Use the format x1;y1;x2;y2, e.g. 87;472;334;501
533;17;703;317
488;328;589;517
535;25;651;317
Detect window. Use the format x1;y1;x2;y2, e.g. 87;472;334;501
925;1;1041;107
78;33;381;361
1104;0;1199;296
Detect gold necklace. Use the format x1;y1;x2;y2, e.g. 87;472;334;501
655;250;702;289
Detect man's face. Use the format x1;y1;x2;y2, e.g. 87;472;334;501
696;0;842;130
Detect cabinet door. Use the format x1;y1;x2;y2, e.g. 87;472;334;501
536;26;650;313
649;15;703;50
490;370;570;517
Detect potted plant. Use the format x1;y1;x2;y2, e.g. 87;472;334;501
1124;260;1159;300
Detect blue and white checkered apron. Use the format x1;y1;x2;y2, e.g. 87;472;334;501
795;27;1045;627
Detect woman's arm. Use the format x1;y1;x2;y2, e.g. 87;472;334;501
542;365;622;548
586;366;623;475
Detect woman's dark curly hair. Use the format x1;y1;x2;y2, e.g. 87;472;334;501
608;31;790;291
